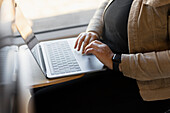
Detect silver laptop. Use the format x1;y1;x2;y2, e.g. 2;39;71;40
15;6;105;79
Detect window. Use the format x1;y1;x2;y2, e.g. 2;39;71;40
15;0;103;40
16;0;102;19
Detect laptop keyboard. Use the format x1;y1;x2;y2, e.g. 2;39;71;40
45;41;81;75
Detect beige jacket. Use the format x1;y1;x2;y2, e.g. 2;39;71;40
86;0;170;101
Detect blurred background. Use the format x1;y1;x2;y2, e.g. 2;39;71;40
16;0;101;20
13;0;104;41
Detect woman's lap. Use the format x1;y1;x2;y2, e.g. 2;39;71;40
29;70;170;113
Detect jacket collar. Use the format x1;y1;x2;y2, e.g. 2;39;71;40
143;0;170;7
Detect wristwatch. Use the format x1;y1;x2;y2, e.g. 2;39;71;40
112;54;121;71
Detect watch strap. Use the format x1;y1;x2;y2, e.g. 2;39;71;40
112;54;121;71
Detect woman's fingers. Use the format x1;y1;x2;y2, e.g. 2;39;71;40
85;40;100;52
74;33;82;49
74;32;99;53
77;35;86;51
93;40;102;44
82;35;90;54
85;48;97;55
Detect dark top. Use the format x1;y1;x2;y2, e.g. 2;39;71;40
102;0;133;54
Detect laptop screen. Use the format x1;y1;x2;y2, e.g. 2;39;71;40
15;5;39;50
15;5;46;74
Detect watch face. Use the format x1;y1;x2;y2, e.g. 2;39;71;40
112;54;121;63
112;54;121;71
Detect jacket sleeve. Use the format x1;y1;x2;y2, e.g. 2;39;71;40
86;0;110;37
120;51;170;81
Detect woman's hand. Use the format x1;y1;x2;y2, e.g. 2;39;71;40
74;32;99;54
84;40;114;70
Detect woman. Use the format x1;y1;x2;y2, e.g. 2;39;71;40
30;0;170;113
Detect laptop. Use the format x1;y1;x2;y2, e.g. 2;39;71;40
15;6;105;79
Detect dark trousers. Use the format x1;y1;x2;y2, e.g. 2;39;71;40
29;70;170;113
